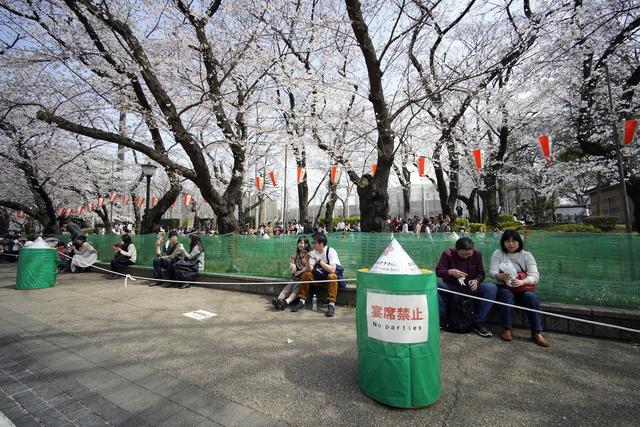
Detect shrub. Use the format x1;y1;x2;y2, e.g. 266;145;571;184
498;213;514;223
469;223;486;232
548;224;600;233
331;216;360;227
454;217;470;231
498;221;523;231
160;218;180;231
585;215;619;232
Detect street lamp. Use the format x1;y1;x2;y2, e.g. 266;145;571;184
141;163;157;215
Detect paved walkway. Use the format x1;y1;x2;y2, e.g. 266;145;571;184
0;264;639;426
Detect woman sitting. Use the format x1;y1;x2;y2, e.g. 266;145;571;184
272;236;310;310
167;233;205;289
490;230;549;347
107;234;137;279
70;236;98;273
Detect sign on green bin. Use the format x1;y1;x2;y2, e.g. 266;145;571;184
356;239;441;408
16;247;59;290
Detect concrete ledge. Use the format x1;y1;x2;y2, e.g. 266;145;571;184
95;262;639;341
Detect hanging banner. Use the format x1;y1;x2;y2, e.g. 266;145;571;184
256;176;264;191
472;149;483;170
296;167;306;184
269;170;277;187
184;194;192;207
87;203;95;212
77;207;84;216
109;193;118;203
121;196;130;206
624;119;638;145
418;156;427;177
136;197;145;208
538;135;552;165
330;165;338;184
371;164;377;176
97;197;105;207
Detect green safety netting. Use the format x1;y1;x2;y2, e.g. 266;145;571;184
62;232;640;309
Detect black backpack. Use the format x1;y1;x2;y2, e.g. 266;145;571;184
444;294;474;333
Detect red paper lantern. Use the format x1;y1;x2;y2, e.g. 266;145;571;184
87;203;95;212
183;194;192;207
624;119;638;145
330;165;338;184
371;164;377;175
136;197;145;208
151;196;157;207
269;171;277;187
255;176;264;191
296;167;306;184
472;149;483;170
109;193;118;203
97;197;105;207
538;135;552;165
77;207;84;215
121;196;130;206
418;157;427;177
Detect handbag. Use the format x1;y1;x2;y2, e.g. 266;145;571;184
507;259;536;293
311;247;347;288
175;250;202;272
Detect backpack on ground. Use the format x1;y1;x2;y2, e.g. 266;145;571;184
444;294;474;333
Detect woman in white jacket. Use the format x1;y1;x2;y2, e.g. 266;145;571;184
489;230;549;347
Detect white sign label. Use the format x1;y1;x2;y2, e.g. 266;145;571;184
366;291;428;344
182;310;218;320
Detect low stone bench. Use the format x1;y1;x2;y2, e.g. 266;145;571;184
95;262;639;341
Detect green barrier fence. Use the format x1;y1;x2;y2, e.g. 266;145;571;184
65;232;640;310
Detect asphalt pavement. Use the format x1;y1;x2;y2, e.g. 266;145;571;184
0;263;638;426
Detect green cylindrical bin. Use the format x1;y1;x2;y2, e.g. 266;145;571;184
16;247;59;290
356;268;441;408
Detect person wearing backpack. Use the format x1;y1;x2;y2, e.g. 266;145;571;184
290;231;344;317
436;237;497;337
490;230;549;347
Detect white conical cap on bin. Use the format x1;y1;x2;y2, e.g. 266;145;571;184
370;239;421;275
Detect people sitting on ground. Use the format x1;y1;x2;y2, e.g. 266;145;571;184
291;232;343;317
166;233;205;289
106;234;137;279
70;235;98;273
490;230;549;347
55;241;68;272
273;236;310;310
436;237;497;337
149;230;186;287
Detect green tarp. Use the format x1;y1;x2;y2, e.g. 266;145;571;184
75;232;640;309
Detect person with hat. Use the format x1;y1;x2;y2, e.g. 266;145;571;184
149;230;186;287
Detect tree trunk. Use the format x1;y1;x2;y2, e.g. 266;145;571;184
298;181;308;222
402;185;411;220
141;183;182;233
356;174;391;231
627;177;640;233
132;193;141;234
324;183;338;231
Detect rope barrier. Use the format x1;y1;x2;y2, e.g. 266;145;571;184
437;287;640;335
5;251;639;335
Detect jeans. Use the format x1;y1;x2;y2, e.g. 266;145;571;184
437;282;497;323
497;287;543;332
153;257;177;279
110;257;134;274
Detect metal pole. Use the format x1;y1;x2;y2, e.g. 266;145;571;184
604;64;632;233
282;144;288;223
145;176;151;215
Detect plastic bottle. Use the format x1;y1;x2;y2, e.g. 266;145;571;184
312;294;318;311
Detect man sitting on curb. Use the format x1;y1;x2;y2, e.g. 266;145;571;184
436;237;497;337
290;232;341;317
149;230;186;287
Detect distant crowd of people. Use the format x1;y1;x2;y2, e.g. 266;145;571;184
241;218;362;238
